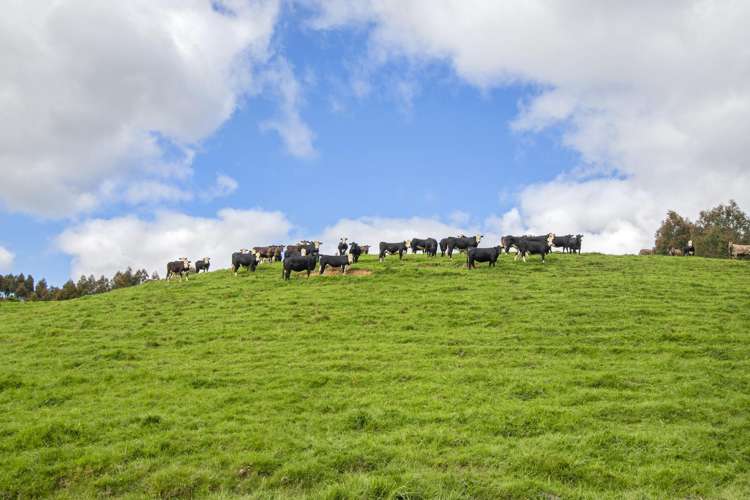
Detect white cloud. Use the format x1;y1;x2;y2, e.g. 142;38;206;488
0;246;14;272
0;0;280;217
308;1;750;252
259;59;317;158
56;208;292;278
201;174;239;201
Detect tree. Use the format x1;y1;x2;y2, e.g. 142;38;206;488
693;200;750;258
654;210;694;255
59;280;79;300
34;279;50;301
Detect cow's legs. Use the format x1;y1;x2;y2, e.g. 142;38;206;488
320;263;326;275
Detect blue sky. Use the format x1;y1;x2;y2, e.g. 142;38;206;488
2;1;748;284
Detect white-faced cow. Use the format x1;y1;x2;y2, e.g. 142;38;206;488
319;253;354;274
467;246;502;269
446;234;482;258
337;238;349;256
166;257;191;281
379;241;410;262
282;253;318;280
514;234;555;263
683;240;695;256
195;257;210;273
232;251;258;275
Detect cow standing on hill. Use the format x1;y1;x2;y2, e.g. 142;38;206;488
283;253;318;280
410;237;438;256
232;250;258;275
513;234;555;263
445;234;482;258
379;241;410;262
319;254;354;274
166;258;191;281
337;238;349;256
683;240;695;256
349;242;363;262
467;246;502;269
728;242;750;259
195;257;210;273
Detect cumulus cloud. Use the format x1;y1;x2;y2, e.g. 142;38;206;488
0;0;280;217
308;1;750;252
56;208;292;278
259;59;317;158
0;246;14;272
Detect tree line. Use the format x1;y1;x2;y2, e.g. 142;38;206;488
654;200;750;257
0;268;159;302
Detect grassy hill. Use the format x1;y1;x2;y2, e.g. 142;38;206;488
1;253;749;499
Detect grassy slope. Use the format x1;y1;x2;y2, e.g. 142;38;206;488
0;254;749;499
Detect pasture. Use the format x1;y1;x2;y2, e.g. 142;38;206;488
1;253;749;498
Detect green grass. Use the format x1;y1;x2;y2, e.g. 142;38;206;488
1;253;749;499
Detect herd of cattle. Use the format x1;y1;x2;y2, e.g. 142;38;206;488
165;233;586;280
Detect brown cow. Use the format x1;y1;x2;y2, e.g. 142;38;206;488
639;248;655;256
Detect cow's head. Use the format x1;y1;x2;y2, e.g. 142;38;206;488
254;251;262;260
688;240;693;247
347;253;354;264
404;240;411;248
203;257;210;263
301;248;307;256
314;241;321;249
240;248;249;254
475;234;483;243
547;233;555;245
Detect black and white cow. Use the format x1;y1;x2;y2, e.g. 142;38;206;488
514;234;555;263
166;257;191;281
446;234;482;258
410;237;438;256
337;238;349;256
232;250;258;275
195;257;210;273
282;253;318;280
467;246;502;269
349;242;363;262
319;253;354;274
379;241;411;262
683;240;695;256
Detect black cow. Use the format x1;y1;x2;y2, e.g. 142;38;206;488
439;238;450;256
513;234;555;263
569;234;583;254
446;234;482;258
467;246;502;269
349;242;363;262
166;258;191;281
232;251;258;275
379;241;411;262
552;235;574;253
337;238;349;256
411;237;438;256
282;254;318;280
319;253;354;274
502;234;550;254
683;240;695;256
195;257;210;273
